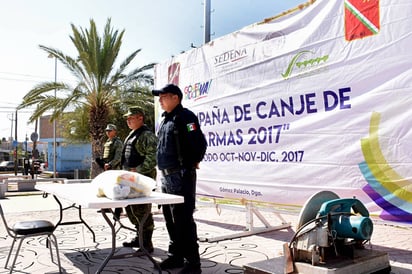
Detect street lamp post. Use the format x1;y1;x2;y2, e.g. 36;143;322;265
49;54;57;178
203;0;211;43
14;110;17;175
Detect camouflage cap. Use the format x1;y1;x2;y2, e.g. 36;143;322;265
123;106;145;117
105;124;117;131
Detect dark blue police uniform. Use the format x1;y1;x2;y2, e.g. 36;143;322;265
157;103;206;268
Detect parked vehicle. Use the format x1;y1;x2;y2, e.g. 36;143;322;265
0;161;15;171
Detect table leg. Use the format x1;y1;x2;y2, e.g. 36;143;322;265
95;210;116;274
77;205;96;242
113;211;136;234
96;209;161;274
46;193;96;242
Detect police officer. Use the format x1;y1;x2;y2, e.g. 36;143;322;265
152;84;207;274
102;124;123;170
121;107;158;253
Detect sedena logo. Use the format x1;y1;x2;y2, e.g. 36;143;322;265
213;48;248;67
281;50;329;79
344;0;380;41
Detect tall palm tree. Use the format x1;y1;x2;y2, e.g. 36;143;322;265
60;85;155;145
18;18;155;178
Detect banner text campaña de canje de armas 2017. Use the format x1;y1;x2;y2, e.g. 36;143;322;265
154;0;412;225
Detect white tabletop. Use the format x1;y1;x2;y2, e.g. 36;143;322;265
35;183;184;209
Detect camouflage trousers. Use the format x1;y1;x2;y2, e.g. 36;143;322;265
125;203;154;233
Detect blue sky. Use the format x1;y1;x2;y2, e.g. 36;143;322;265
0;0;304;141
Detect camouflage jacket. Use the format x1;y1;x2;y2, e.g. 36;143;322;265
103;136;123;169
122;125;158;179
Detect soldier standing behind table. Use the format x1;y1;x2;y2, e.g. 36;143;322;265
98;124;123;216
102;124;123;170
121;107;158;254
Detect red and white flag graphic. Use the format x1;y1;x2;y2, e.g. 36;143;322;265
344;0;380;41
168;63;180;86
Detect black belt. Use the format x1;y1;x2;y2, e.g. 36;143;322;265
161;167;182;176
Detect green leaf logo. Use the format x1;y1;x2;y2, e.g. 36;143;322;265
282;50;329;79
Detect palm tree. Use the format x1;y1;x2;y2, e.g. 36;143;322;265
18;18;155;178
118;85;156;131
60;85;155;145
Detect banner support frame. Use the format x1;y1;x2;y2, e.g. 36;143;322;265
197;198;292;243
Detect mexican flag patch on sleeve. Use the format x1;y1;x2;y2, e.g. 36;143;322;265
187;123;197;132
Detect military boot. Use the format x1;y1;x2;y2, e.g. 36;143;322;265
122;235;140;248
141;230;154;253
123;226;140;248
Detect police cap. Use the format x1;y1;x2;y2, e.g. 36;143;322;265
152;84;183;100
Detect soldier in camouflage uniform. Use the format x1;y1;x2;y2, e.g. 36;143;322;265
100;124;124;216
121;107;158;253
102;124;123;170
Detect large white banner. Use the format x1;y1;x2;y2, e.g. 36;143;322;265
154;0;412;224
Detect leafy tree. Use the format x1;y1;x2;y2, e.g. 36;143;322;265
61;85;155;143
59;106;90;142
18;18;155;178
117;85;156;133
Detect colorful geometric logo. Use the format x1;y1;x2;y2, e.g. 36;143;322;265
168;63;180;86
344;0;380;41
359;112;412;223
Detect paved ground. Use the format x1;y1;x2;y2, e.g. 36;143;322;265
0;187;411;273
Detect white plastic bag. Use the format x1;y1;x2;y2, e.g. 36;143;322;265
91;170;155;200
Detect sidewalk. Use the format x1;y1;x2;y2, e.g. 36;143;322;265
0;190;411;273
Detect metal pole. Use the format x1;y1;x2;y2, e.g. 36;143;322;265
204;0;211;43
14;110;17;175
10;113;13;142
53;57;57;178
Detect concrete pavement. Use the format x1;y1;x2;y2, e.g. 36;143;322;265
0;186;411;273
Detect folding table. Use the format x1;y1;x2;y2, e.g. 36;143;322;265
36;183;184;274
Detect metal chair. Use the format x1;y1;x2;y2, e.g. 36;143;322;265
0;203;62;273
